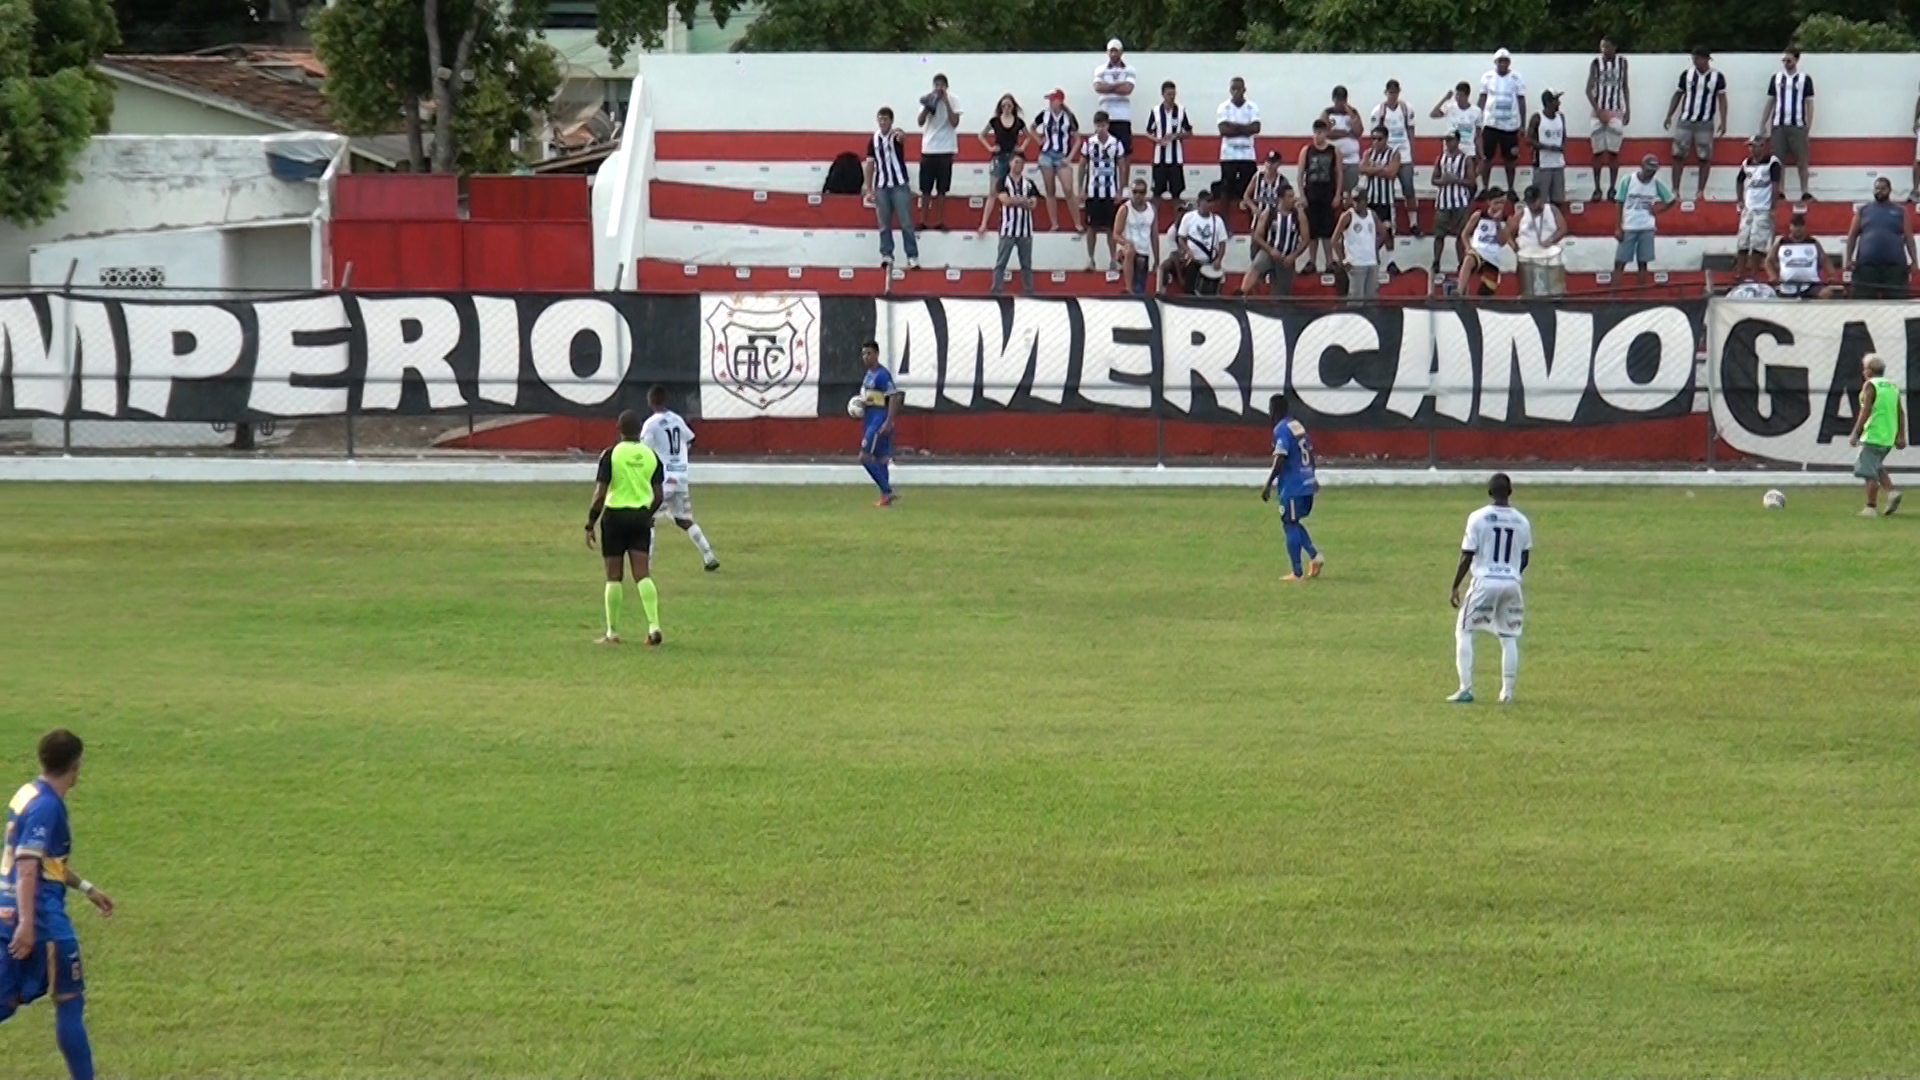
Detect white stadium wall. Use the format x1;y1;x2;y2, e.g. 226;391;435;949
628;51;1918;140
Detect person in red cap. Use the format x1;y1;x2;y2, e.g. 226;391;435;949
1031;88;1082;232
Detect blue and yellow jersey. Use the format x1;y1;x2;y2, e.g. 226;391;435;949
1272;418;1321;500
861;365;898;426
1;779;75;938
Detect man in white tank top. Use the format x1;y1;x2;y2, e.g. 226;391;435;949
1115;177;1158;295
1511;184;1567;297
1734;135;1783;281
1372;79;1419;236
1526;91;1569;210
1334;192;1384;299
638;386;719;571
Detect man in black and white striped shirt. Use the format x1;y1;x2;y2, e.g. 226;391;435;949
1144;81;1192;201
1664;45;1727;201
861;106;919;270
1429;130;1475;276
1761;48;1815;202
992;153;1040;296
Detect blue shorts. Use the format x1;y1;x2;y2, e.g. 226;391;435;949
1281;494;1315;524
861;424;893;460
0;933;84;1014
1039;150;1069;170
1615;229;1656;267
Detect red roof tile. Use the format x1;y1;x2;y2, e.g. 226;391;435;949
100;51;338;130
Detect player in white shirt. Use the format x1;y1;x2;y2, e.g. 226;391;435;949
1448;473;1532;704
638;386;720;571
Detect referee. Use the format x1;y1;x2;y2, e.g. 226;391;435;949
585;409;666;646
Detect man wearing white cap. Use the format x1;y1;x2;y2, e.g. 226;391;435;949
1093;39;1139;186
1478;48;1527;197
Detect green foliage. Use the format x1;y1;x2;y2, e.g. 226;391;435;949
310;0;561;174
112;0;271;53
1792;11;1920;50
598;0;748;66
0;0;117;227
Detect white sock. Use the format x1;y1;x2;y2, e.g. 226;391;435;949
687;524;715;561
1501;637;1519;697
1455;627;1474;693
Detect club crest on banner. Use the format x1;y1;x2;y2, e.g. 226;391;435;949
699;294;820;418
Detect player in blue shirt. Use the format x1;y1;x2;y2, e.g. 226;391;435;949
858;339;902;507
1259;393;1324;581
2;729;113;1080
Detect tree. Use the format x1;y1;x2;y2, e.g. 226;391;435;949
113;0;267;53
310;0;562;173
1792;12;1920;50
0;0;118;227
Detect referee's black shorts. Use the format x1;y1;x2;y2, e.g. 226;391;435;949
600;508;654;558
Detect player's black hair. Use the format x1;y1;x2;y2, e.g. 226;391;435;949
1269;393;1289;419
646;385;668;408
38;729;82;776
861;339;879;352
617;409;642;439
1489;472;1514;501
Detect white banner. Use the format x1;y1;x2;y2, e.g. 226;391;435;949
698;293;820;419
1709;299;1918;467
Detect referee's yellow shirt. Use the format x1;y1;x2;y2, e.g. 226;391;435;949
598;441;661;509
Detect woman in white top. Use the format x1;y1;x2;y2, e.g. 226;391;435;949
1322;86;1366;194
1459;187;1514;297
1509;184;1568;297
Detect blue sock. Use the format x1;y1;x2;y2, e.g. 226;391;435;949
1283;523;1304;575
861;461;885;492
1297;525;1318;560
876;462;892;495
56;995;93;1080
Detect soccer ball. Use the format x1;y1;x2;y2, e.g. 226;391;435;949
1763;489;1787;510
846;395;866;419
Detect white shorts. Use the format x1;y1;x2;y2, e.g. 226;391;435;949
1736;208;1774;252
1591;116;1625;154
657;482;693;521
1459;577;1525;637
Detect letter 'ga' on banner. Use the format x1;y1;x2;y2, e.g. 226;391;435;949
1709;299;1920;468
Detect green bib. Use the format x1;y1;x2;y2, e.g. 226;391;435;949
606;441;660;509
1862;376;1900;448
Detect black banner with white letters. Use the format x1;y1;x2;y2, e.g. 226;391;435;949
835;297;1706;428
2;291;1705;428
1710;299;1920;467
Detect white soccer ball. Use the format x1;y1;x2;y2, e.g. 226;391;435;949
1763;489;1787;510
847;395;866;419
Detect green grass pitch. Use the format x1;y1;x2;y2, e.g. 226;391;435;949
2;481;1917;1077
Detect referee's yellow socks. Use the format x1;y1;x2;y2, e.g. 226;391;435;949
638;577;660;632
604;582;623;635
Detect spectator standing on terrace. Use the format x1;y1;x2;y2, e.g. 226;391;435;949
1093;40;1139;182
1335;192;1386;299
1241;150;1285;228
1242;182;1307;297
1031;90;1080;233
1614;154;1676;291
863;107;919;271
1323;87;1365;194
1372;80;1419;236
976;95;1029;234
1432;82;1483;181
991;153;1041;296
1361;126;1402;271
1478;49;1528;197
1911;81;1920;202
1587;37;1630;201
1430;130;1475;280
915;74;961;231
1145;81;1193;202
1511;184;1568;297
1217;78;1262;227
1665;47;1727;202
1117;176;1159;295
1527;91;1568;213
1733;135;1783;281
1298;120;1342;275
1845;177;1916;300
1761;48;1815;203
1080;111;1125;271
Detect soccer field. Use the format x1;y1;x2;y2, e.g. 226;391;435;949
2;481;1917;1077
